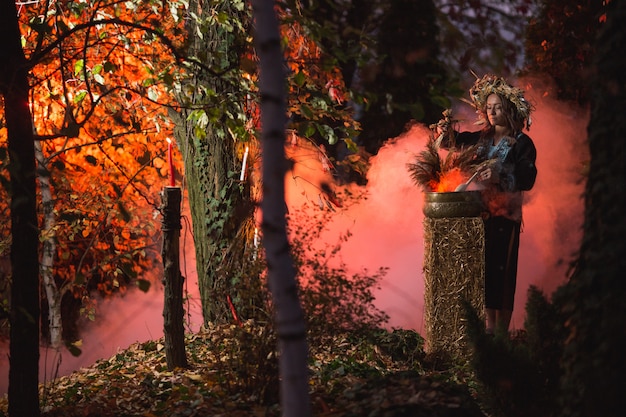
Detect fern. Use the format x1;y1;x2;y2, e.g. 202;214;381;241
407;137;443;191
407;137;478;192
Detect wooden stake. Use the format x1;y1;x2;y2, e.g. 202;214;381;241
161;186;188;369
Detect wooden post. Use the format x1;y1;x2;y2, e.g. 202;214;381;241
422;192;485;359
423;217;484;358
161;186;188;369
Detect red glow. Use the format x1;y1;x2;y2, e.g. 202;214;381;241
167;139;175;187
227;294;243;327
432;168;466;192
283;75;588;335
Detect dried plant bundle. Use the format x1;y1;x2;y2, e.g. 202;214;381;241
407;137;443;191
422;217;485;358
408;136;478;192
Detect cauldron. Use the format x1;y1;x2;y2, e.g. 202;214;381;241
423;191;485;218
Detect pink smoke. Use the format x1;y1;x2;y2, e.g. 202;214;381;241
0;76;587;395
284;76;587;333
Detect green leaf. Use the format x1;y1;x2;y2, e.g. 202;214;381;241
216;11;230;24
344;138;358;153
294;71;306;87
73;91;87;104
74;59;84;76
301;123;316;138
137;279;151;292
300;104;314;119
317;124;337;145
161;72;174;86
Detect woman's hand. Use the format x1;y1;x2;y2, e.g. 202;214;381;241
480;168;492;182
478;159;501;184
429;109;453;147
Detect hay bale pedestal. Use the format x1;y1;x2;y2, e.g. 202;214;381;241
423;191;485;358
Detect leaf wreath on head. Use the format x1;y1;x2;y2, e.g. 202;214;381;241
462;73;534;131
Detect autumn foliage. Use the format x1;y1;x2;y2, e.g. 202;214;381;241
1;0;188;342
0;0;364;344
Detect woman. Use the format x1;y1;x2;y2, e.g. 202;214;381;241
453;75;538;335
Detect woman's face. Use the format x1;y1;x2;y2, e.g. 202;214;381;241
486;94;506;128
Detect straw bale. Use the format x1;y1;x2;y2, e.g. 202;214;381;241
423;217;484;358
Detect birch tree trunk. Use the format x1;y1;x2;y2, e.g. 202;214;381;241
36;141;64;349
1;1;41;416
250;1;311;416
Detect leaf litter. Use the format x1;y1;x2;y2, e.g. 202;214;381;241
1;322;488;417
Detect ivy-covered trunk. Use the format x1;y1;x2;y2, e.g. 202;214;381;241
174;115;240;325
174;0;257;325
556;2;626;417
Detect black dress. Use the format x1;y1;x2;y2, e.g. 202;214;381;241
455;130;537;310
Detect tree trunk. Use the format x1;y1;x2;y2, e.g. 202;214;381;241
557;2;626;417
173;0;255;325
161;186;188;369
0;1;41;416
36;141;64;349
251;1;311;416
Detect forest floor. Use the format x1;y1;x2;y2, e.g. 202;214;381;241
0;323;492;417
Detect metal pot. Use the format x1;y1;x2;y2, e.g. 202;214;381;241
423;191;485;218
